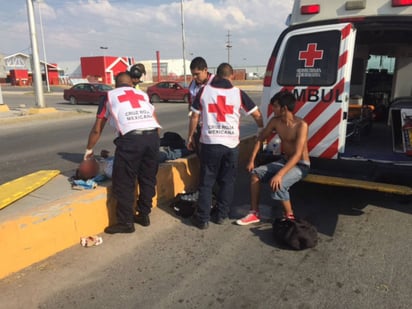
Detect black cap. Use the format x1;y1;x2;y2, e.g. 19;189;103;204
129;63;146;79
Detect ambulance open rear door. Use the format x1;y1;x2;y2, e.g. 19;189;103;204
264;23;357;159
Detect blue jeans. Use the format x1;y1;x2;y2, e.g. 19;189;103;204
252;159;310;201
197;143;239;223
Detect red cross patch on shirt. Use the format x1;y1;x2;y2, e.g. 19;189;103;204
208;95;234;122
118;90;144;108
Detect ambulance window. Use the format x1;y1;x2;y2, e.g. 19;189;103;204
277;31;341;86
367;55;395;74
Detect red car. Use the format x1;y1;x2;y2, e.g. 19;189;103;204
146;81;189;103
63;83;113;105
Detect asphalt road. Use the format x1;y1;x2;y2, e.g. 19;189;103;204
0;90;259;185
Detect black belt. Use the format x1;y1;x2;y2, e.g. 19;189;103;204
125;128;158;136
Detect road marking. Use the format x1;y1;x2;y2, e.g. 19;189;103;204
0;170;60;210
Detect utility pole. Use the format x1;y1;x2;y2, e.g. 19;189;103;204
180;0;187;86
225;30;232;64
37;0;50;93
26;0;45;108
0;85;4;105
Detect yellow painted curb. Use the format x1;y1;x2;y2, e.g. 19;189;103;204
0;157;202;280
28;107;58;114
0;186;114;279
0;104;10;112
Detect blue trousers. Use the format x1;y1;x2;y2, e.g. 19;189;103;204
197;143;239;223
252;158;310;201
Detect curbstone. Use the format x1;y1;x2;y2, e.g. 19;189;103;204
0;135;255;280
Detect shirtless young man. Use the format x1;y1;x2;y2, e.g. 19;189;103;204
236;91;310;225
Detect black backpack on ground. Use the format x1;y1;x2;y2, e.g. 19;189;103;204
272;218;318;250
160;131;186;150
170;191;216;218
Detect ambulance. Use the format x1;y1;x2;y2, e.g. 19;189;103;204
261;0;412;191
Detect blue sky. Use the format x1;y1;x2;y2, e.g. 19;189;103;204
0;0;293;67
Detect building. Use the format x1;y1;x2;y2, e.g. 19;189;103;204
0;52;264;86
80;56;134;85
0;52;61;86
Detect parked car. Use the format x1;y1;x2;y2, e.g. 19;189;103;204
146;81;189;103
63;83;113;105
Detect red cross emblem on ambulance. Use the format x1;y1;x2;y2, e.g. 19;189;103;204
208;95;234;122
299;43;324;67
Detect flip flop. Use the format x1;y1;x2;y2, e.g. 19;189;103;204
80;235;103;247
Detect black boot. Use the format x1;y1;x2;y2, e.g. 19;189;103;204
191;215;209;230
104;223;135;234
134;213;150;227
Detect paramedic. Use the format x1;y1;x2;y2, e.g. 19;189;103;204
236;91;310;225
187;62;263;229
84;72;161;234
188;56;214;155
188;56;214;107
129;63;146;90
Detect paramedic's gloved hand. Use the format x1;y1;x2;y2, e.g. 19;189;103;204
84;148;94;161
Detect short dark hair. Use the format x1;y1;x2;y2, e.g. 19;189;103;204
115;71;132;87
270;91;296;112
216;62;233;79
190;57;208;70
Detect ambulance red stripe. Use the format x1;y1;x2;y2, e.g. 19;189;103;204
338;50;348;69
319;139;339;158
341;24;352;39
308;109;342;154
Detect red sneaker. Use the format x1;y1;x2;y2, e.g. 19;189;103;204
236;211;260;225
285;213;295;220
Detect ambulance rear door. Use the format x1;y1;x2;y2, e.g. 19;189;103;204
264;23;356;159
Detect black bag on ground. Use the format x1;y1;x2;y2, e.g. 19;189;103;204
169;191;217;218
272;218;318;250
160;131;186;150
170;192;199;218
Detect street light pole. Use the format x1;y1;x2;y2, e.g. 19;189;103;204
100;47;108;83
226;30;232;64
37;0;50;92
26;0;45;108
181;0;187;86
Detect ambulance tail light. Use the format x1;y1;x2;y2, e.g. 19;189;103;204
301;4;320;15
392;0;412;6
263;56;276;87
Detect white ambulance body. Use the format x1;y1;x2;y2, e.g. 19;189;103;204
262;0;412;187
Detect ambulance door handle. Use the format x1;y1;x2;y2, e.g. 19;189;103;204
343;92;349;103
343;111;348;120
